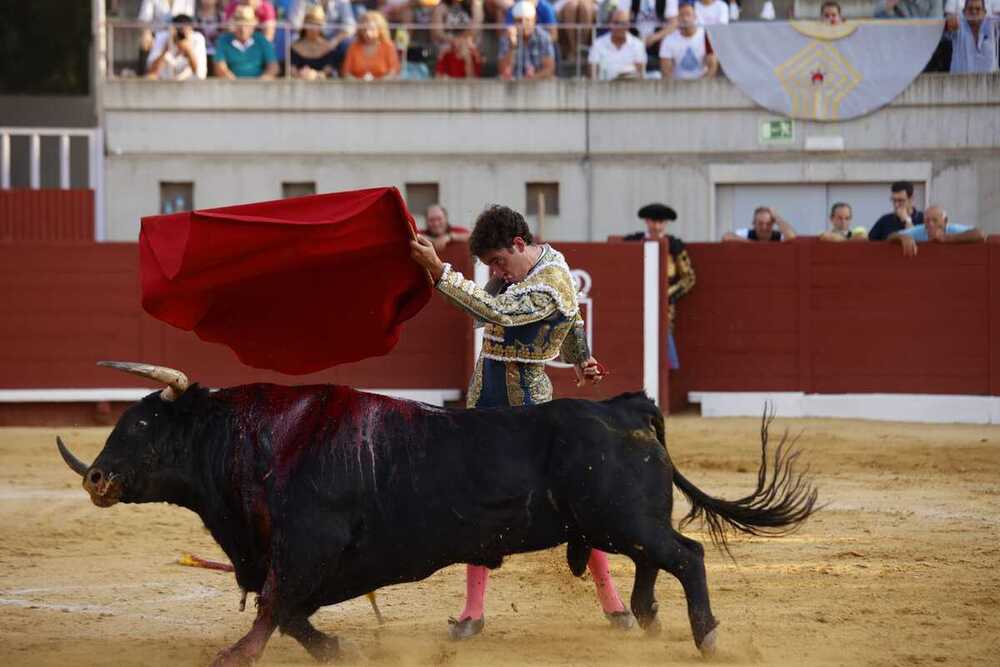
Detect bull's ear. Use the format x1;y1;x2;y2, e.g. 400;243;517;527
97;361;190;401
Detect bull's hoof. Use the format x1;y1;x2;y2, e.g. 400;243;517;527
639;616;662;636
447;615;484;641
209;647;255;667
698;627;719;657
604;610;636;631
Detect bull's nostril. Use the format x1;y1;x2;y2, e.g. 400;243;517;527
88;470;103;485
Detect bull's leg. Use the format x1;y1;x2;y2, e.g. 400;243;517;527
210;571;278;667
281;614;340;663
629;561;662;634
639;529;718;655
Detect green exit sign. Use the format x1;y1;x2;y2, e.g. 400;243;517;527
760;119;794;143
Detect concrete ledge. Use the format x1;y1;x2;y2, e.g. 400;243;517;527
689;391;1000;424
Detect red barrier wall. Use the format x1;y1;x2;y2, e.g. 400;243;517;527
671;238;999;402
0;242;472;392
0;190;94;241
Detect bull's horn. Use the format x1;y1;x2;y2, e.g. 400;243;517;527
97;360;190;401
57;436;90;477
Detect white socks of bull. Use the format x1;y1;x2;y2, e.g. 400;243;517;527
457;551;625;622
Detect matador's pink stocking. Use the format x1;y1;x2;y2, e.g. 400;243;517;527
588;550;626;613
459;564;490;620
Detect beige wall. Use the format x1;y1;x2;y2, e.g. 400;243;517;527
101;74;1000;242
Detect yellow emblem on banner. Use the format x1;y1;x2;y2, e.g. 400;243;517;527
773;41;862;121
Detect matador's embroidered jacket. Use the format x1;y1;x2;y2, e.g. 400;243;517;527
435;245;590;408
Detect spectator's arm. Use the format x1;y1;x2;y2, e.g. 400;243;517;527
660;56;674;79
449;229;471;243
704;52;718;78
819;231;847;242
498;37;514;79
722;231;749;242
430;4;450;45
945;14;959;30
536;54;556;78
145;34;168;78
470;0;485;40
214;59;237;79
942;228;986;244
887;231;919;257
260;38;279;80
773;212;796;240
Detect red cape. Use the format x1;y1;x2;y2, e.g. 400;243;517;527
140;187;432;374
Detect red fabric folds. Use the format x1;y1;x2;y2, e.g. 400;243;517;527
140;187;431;374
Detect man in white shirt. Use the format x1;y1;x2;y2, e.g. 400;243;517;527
694;0;729;25
588;9;648;78
659;2;717;79
146;14;208;80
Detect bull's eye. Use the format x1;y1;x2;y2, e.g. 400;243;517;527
135;419;149;430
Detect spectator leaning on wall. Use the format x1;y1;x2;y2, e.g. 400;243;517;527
420;204;471;252
886;204;986;256
214;5;279;78
722;206;796;242
146;14;208;79
819;202;867;242
588;9;647;79
869;180;924;241
631;0;679;79
659;2;717;80
945;0;999;73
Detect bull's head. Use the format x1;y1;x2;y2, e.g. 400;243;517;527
58;361;192;508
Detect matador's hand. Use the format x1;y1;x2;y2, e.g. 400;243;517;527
575;357;608;387
410;236;445;282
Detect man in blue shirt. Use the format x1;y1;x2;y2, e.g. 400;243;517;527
946;0;999;73
214;5;279;79
499;1;557;79
887;204;985;256
869;181;925;241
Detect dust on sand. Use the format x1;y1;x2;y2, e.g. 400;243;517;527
1;416;998;666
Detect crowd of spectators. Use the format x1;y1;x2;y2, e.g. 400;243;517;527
117;0;998;81
716;180;985;252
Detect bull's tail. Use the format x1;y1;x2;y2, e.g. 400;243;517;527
658;408;819;551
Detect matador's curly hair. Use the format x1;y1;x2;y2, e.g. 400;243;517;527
469;205;534;257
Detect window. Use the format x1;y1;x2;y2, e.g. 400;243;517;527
525;182;560;239
159;182;194;214
282;182;316;199
405;182;440;228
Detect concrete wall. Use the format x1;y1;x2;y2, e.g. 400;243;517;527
101;74;1000;242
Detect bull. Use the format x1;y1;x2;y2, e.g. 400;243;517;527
58;361;818;666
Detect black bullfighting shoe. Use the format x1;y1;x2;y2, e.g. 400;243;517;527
605;610;636;630
447;615;485;640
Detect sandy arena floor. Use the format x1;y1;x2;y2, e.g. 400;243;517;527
1;416;998;666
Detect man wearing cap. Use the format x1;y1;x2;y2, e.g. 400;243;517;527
214;5;279;79
499;1;557;79
626;203;695;369
410;204;633;640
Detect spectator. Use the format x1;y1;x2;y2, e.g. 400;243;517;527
659;2;717;80
214;5;280;78
342;11;400;79
694;0;729;25
887;204;986;256
869;181;924;240
722;206;796;242
137;0;197;75
556;0;594;63
499;1;557;79
623;202;676;240
317;1;358;61
588;9;647;79
945;0;999;72
420;204;471;252
146;14;209;79
290;4;338;79
624;203;695;369
945;0;998;16
820;0;844;23
195;0;226;63
224;0;279;42
819;202;868;242
875;0;943;18
630;0;679;78
431;0;484;48
435;32;484;77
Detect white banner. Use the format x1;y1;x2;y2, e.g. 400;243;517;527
707;20;945;121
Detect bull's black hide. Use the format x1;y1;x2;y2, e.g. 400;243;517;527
60;382;817;666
